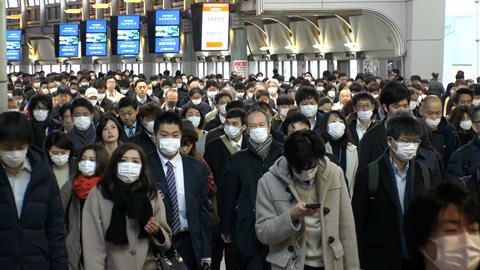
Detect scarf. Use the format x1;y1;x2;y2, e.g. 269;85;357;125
248;135;273;161
69;124;96;153
73;175;100;201
105;184;153;245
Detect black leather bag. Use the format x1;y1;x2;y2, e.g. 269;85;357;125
153;247;189;270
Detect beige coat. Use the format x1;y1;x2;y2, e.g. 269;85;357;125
255;156;360;270
324;142;359;196
82;187;172;270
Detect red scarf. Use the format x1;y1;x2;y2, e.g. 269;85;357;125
73;175;100;201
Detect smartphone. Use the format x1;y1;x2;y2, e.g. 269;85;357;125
305;203;321;209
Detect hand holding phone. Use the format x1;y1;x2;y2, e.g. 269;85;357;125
305;203;321;209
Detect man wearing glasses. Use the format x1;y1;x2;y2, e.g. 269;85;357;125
348;92;378;146
352;113;437;270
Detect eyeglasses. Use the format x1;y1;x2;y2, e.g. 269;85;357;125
395;138;422;144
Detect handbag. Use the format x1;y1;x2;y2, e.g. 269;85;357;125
153;246;189;270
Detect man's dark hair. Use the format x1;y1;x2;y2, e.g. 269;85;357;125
154;111;183;134
117;97;138;111
284;130;326;172
214;91;233;105
295;86;320;105
28;94;53;113
188;88;202;98
379;81;410;108
349;82;363;93
134;79;147;88
70;97;94;114
226;108;246;125
138;103;162;120
352;92;376;107
386;113;422;140
277;94;294;106
226;100;245;112
281;111;310;136
92;78;106;90
453;87;474;105
44;131;75;158
0;112;33;145
206;80;219;90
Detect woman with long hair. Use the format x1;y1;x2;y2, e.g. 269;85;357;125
96;113;124;157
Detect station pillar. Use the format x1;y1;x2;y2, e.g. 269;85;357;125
230;13;248;79
182;19;197;76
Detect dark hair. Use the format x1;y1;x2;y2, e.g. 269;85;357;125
96;113;124;143
206;80;219;89
379;81;410;108
319;110;355;144
138;103;162;121
277;94;294;106
367;82;380;93
349;82;362;93
117;96;138;111
405;182;480;269
386;113;423;140
449;105;473;128
98;143;158;200
226;100;245;112
0;112;33;145
472;105;480;122
28;94;53;113
188;88;202;97
453;87;474;105
44;131;75;160
92;79;106;90
296;86;320;105
60;103;71;119
75;143;109;178
255;90;270;101
284;130;326;172
154;111;183;134
134;78;147;88
181;105;205;129
70;97;94;114
214;91;232;105
282;111;310;135
226;108;246;125
352;92;376;107
246;106;271;127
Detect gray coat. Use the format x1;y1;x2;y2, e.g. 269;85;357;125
60;181;83;270
255;156;360;270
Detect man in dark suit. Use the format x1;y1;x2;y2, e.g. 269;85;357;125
347;92;377;146
117;97;142;139
93;78;116;113
204;109;248;270
352;113;437;270
295;86;325;133
128;103;163;155
148;112;211;270
221;107;283;270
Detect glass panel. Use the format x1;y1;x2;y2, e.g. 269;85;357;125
259;61;266;76
166;63;172;74
7;0;19;8
197;62;204;79
283;61;291;79
51;65;61;73
309;60;319;79
267;61;274;78
350;60;358;79
71;65;80;74
292;60;297;78
319;60;328;78
224;62;230;79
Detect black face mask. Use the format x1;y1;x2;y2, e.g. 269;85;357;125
168;101;177;108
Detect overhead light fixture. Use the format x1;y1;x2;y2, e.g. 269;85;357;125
6;14;21;20
64;8;82;14
344;42;358;51
123;0;143;3
284;45;296;50
259;46;271;51
313;43;325;51
92;3;110;9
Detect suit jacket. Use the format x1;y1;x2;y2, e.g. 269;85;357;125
128;128;157;155
99;98;115;113
221;140;283;258
347;116;376;146
358;120;387;170
118;118;142;139
352;152;435;270
147;152;212;262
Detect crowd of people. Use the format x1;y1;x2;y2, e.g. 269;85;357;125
1;67;480;270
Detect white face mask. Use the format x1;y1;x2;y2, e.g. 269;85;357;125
423;232;480;270
145;121;154;134
191;98;202;105
461;120;473;131
0;149;27;168
50;153;69;167
293;166;318;181
328;90;336;99
327;122;346;140
33;82;41;89
410;101;418;111
224;124;241;139
117;162;142;184
146;89;153;96
247;92;254;99
80;82;89;87
74;116;91;131
392;140;419;161
176;83;183;89
236;92;244;98
219;104;227;115
71;89;78;95
50;87;58;95
268;87;278;95
207;90;218;99
249;127;269;144
280;108;290;117
158;138;181;156
89;99;97;106
33;109;49;122
300;104;318;118
372;94;379;99
473;99;480;107
357;110;373;121
79;160;96;177
425;117;441;129
120;89;129;95
187;116;201;128
151;81;158;87
97;93;106;101
316;87;325;92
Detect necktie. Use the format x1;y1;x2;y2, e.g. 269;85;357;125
128;127;134;137
166;161;181;234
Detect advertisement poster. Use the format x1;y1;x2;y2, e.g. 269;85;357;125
58;24;79;57
6;30;21;61
117;16;140;55
201;2;229;51
154;10;181;53
233;60;249;78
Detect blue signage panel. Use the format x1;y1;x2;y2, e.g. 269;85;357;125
118;15;140;30
155;37;180;53
118;41;140;55
6;30;22;61
59;45;78;57
86;20;107;33
86;43;107;56
156;10;180;26
59;24;79;36
6;50;20;61
6;30;22;41
85;20;107;56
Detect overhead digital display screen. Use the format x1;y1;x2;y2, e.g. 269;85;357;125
6;30;22;61
55;24;79;58
111;15;140;55
83;20;108;56
201;3;230;51
148;9;181;54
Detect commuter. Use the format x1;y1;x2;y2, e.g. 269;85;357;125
281;111;311;136
204;108;247;270
428;72;445;97
353;113;437;270
44;131;76;188
203;79;220;108
255;130;360;270
7;96;20;112
318;97;333;113
347;92;377;145
60;143;109;270
82;143;172;270
27;94;62;148
448;105;476;145
161;88;183;115
447;105;480;178
404;182;480;269
147;112;212;270
51;86;73;120
117;97;142;138
419;95;461;168
332;88;352;111
69;97;96;154
221;107;283;270
135;79;160;107
358;81;411;169
93;78;116;113
271;94;294;131
296;86;324;133
205;91;233;131
453;87;474;108
60;102;74;133
182;105;209;156
129;102;163;155
0;112;67;269
105;75;125;103
181;87;212;116
13;88;27;111
96;113;124;156
266;78;280;105
367;81;381;99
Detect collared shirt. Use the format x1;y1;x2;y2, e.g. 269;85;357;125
310;115;317;130
124;122;137;137
4;159;32;217
356;119;369;141
136;95;147;104
158;151;188;231
229;135;243;152
106;89;125;103
389;154;409;212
